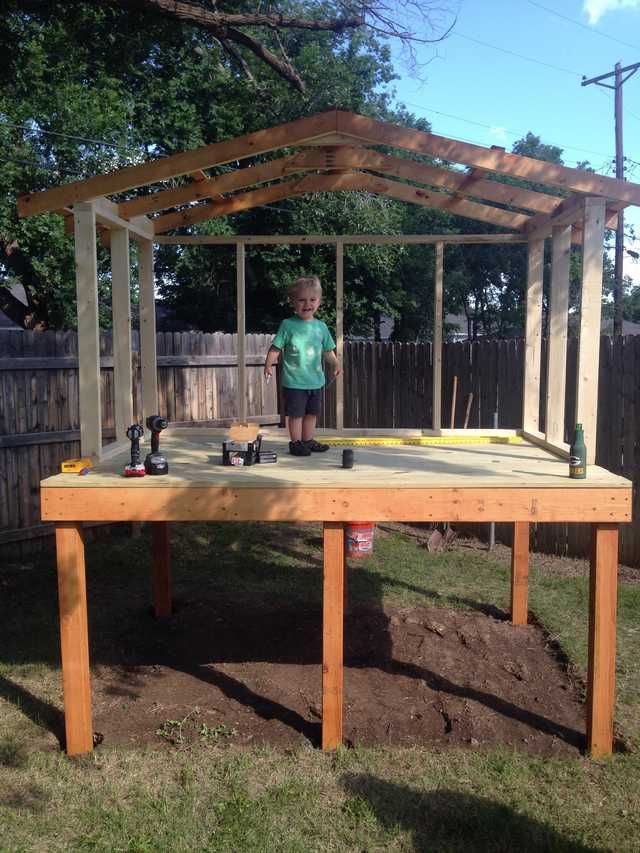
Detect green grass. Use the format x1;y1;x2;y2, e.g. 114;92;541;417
1;523;640;851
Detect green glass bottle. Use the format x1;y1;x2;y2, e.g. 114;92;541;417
569;423;587;479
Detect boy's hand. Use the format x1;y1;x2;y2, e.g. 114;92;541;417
264;365;273;379
333;366;342;378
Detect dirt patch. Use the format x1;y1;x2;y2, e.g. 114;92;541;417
91;600;586;756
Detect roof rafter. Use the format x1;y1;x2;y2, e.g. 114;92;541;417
335;111;640;206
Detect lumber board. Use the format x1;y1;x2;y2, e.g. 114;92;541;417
510;521;529;625
138;239;158;423
110;228;133;442
545;225;571;446
336;241;344;430
322;522;344;750
335;111;640;206
522;238;544;433
236;243;247;424
432;242;444;430
155;234;528;246
18;112;337;218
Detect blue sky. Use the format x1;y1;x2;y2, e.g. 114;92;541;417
389;0;640;282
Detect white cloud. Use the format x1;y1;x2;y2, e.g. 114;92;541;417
584;0;640;24
489;126;507;143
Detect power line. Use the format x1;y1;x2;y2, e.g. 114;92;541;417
526;0;640;51
0;119;133;152
400;101;615;159
452;32;584;77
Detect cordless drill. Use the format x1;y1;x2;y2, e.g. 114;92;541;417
144;414;169;475
124;424;146;477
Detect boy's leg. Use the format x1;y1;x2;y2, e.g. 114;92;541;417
288;416;303;442
301;414;317;441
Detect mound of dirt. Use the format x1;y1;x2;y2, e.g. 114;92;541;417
91;602;586;756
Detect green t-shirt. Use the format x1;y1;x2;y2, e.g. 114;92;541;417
272;317;336;389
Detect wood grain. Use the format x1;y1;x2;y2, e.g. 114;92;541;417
322;521;344;750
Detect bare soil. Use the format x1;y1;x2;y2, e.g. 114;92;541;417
92;598;587;756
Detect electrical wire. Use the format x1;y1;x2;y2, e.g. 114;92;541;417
525;0;640;51
451;31;584;77
0;119;134;152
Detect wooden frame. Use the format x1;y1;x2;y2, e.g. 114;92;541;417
23;109;635;760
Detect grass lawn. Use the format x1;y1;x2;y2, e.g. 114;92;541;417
1;522;639;852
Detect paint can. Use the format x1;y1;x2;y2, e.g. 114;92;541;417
345;522;375;558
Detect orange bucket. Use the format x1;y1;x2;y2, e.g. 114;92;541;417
345;522;375;558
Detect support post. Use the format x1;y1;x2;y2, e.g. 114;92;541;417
545;225;571;446
73;202;101;460
510;522;529;625
322;521;344;750
56;523;93;755
110;228;133;441
587;522;618;757
522;237;544;433
335;241;344;430
138;238;158;424
151;521;172;618
576;198;606;464
236;242;247;423
432;241;444;430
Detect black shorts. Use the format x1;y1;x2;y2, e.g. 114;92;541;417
284;388;322;418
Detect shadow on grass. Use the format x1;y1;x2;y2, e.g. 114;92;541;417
341;774;602;853
0;674;65;747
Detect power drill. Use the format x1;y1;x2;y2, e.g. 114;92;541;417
124;424;146;477
144;415;169;475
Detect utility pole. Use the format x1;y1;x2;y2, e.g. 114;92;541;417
582;61;640;337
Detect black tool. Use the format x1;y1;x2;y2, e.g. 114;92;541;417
124;424;145;477
342;449;354;469
144;415;169;475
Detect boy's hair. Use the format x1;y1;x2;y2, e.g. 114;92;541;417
288;275;322;301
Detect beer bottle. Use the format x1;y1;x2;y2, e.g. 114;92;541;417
569;423;587;479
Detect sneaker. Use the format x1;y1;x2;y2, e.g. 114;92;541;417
304;439;330;452
289;440;311;456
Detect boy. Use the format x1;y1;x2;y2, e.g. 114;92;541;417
264;276;341;456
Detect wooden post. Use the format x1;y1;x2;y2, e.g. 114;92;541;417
522;237;544;433
138;238;158;424
510;522;529;625
432;241;444;430
55;523;93;755
545;225;571;446
236;242;247;423
576;198;606;464
335;241;344;431
587;522;618;757
151;521;171;618
110;227;133;442
322;521;344;750
73;202;101;460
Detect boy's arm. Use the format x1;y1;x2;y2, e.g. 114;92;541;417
323;349;342;378
264;345;281;378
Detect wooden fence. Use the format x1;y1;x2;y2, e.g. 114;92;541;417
1;330;639;566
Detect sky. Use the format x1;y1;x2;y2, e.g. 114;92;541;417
389;0;640;284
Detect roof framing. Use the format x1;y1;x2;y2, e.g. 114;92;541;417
17;109;640;237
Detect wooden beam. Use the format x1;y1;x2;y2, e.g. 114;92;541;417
56;523;93;755
90;197;154;240
298;172;531;230
545;225;571;446
237;242;247;423
153;180;306;233
335;111;640;206
511;521;529;625
138;239;158;423
119;153;311;219
522;238;544;433
73;202;102;460
298;147;562;214
575;198;606;465
322;521;344;750
432;242;443;430
335;241;344;431
41;486;631;524
155;233;528;246
587;522;618;757
18;111;337;218
110;228;133;443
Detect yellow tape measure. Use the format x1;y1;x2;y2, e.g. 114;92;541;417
320;435;524;447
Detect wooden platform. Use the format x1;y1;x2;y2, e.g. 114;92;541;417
42;429;631;759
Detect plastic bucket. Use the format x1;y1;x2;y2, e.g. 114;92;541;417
346;522;375;559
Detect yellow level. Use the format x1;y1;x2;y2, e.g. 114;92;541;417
321;435;524;447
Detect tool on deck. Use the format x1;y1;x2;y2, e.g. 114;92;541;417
144;415;169;475
222;422;277;465
60;457;93;474
124;424;146;477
